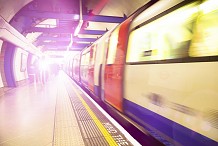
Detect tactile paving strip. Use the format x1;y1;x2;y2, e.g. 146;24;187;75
53;80;85;146
75;109;92;120
64;78;134;146
80;120;109;146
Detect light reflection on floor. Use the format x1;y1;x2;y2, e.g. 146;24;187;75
0;76;58;146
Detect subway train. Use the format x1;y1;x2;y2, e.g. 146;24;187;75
66;0;218;145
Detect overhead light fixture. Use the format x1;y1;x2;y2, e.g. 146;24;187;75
74;14;80;20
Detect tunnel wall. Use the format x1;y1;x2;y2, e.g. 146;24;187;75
0;0;32;21
0;0;33;87
0;41;4;88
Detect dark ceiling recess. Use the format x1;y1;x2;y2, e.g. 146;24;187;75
15;0;126;52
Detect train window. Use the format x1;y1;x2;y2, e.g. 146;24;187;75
89;45;96;66
81;54;86;65
73;54;79;75
81;52;90;66
126;2;199;63
189;0;218;57
107;26;120;64
85;52;90;65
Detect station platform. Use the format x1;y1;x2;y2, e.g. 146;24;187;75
0;71;140;146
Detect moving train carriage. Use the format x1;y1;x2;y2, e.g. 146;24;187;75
122;0;218;145
71;0;218;145
79;29;115;98
101;0;157;112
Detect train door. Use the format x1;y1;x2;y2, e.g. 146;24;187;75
103;19;132;112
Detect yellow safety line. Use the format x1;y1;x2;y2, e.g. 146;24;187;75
70;83;118;146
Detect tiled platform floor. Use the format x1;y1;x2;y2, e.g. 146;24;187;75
0;72;140;146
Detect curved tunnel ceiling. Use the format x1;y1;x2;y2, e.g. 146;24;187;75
1;0;149;57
